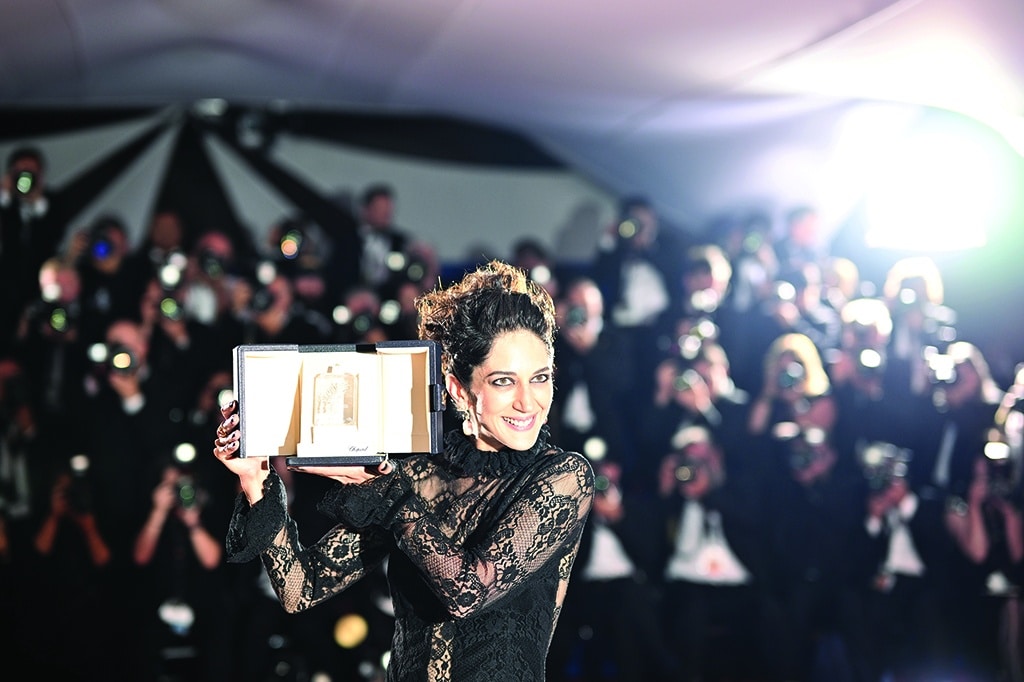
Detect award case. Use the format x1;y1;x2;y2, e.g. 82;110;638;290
232;340;445;466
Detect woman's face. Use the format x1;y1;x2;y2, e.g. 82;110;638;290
450;329;554;452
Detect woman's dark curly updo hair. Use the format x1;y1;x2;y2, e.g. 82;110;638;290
416;260;556;392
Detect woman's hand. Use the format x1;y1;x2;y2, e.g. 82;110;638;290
213;400;270;504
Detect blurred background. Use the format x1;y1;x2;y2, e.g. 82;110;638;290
1;1;1024;681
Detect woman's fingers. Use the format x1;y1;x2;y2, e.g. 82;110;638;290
216;411;239;438
219;399;238;421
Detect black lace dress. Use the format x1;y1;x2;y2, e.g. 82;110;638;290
226;426;594;681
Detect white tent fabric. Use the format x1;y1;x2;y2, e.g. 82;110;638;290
1;0;1022;234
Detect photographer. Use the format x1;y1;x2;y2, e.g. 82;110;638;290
845;442;959;682
355;183;423;302
134;462;233;681
27;460;122;678
749;334;864;680
0;146;68;354
213;260;594;681
549;459;677;681
235;262;333;346
944;408;1024;680
593;196;686;331
881;256;956;399
656;426;770;681
549;276;640;488
920;342;1004;493
640;340;751;491
9;258;93;457
748;332;837;443
70;215;149;346
331;284;393;344
828;297;942;492
82;318;193;563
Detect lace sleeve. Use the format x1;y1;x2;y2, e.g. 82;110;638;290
226;468;392;613
395;450;594;619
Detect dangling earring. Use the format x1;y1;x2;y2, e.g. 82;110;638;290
462;419;475;436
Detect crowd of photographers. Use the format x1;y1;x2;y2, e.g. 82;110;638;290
0;145;1021;682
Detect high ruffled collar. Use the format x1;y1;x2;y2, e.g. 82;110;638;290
440;425;552;477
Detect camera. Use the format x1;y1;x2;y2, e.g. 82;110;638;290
674;456;705;483
565;305;588;327
14;169;36;196
175;475;198;510
89;342;139;376
858;441;912;491
983;441;1019;498
159;296;185;322
616;217;642;241
776;361;805;391
245;260;279;314
672;368;703;393
771;423;827;472
924;346;957;385
332;304;383;341
89;227;118;262
156;251;188;292
107;344;138;375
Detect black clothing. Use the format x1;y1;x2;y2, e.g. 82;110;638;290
226;427;594;682
0;191;68;354
550;327;639;484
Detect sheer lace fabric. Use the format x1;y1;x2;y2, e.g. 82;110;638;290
226;427;594;681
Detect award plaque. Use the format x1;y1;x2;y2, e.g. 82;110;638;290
232;341;444;465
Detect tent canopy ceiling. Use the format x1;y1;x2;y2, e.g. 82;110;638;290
1;0;1022;231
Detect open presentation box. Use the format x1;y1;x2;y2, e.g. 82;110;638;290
233;341;445;466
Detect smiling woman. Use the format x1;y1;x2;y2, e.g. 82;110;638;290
213;259;595;682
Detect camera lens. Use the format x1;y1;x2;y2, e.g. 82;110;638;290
279;229;303;260
176;476;197;509
15;170;35;196
249;286;276;314
91;236;114;261
107;344;137;375
566;306;587;327
777;362;805;390
160;297;184;321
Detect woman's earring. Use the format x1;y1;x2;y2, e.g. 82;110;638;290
462;419;474;436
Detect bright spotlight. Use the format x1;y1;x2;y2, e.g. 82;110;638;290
864;117;1016;252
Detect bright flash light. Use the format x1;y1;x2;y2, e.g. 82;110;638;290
217;388;235;407
859;349;883;369
159;263;182;288
87;343;108;363
41;282;61;302
110;351;132;371
386;251;407;272
617;219;638;240
583;437;607;461
864;119;1015;252
985;441;1010;461
332;305;352;325
380;300;401;325
174;442;197;463
280;230;302;259
49;307;68;332
530;265;552;285
334;613;368;649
